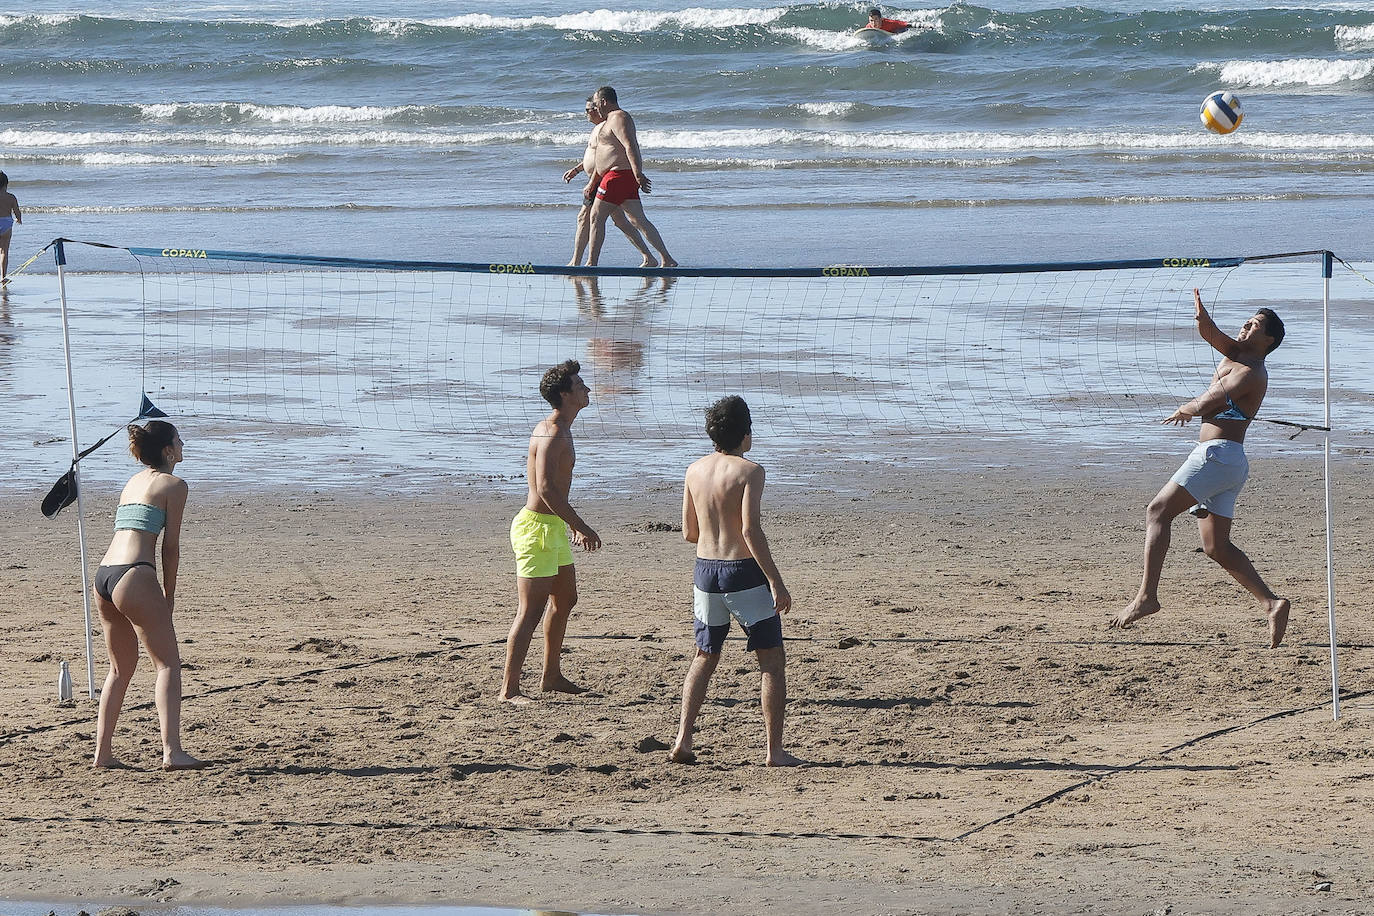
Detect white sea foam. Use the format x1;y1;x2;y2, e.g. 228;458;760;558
431;7;786;33
139;102;428;124
10;151;292;166
1335;23;1374;50
776;26;866;51
670;155;1026;169
1200;58;1374;88
636;127;1374;153
796;102;858;117
0;12;80;26
5;126;1372;155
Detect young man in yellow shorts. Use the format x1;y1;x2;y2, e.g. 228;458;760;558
501;359;602;704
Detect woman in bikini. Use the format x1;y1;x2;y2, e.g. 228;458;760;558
92;420;203;770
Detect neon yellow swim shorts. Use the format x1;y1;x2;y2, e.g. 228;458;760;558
510;508;574;578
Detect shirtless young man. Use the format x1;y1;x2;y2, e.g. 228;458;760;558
1111;290;1291;647
501;359;602;704
671;396;802;766
0;171;23;281
564;97;652;267
585;86;677;269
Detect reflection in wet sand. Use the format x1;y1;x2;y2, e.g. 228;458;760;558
0;289;15;390
571;275;676;398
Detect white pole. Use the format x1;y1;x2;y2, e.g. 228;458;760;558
55;240;98;700
1321;251;1339;721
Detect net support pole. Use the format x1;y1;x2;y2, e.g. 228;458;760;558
1320;251;1338;721
55;240;97;700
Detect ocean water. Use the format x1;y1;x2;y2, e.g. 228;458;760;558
3;0;1374;266
2;1;1373;496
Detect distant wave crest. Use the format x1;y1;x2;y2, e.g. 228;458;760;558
432;7;788;33
6;126;1370;155
140;102;430;124
1335;23;1374;51
1203;58;1374;88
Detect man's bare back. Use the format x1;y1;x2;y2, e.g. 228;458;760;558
684;453;755;561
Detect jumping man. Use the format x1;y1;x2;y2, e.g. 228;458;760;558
1111;290;1291;647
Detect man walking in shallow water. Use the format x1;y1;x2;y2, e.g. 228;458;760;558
584;85;677;269
564;96;653;267
501;359;602;704
1110;289;1291;647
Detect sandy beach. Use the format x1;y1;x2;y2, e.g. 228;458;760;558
2;445;1372;915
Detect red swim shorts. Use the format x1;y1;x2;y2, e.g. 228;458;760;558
596;169;640;206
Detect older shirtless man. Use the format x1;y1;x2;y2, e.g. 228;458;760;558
501;359;602;704
1111;290;1291;647
672;396;801;766
585;86;677;269
564;97;652;267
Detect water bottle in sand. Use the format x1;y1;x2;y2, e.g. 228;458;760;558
58;660;73;703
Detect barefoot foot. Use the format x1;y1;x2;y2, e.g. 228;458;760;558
541;676;588;696
640;256;658;268
1267;598;1291;648
92;756;129;770
766;749;805;767
669;744;696;765
162;751;206;771
500;692;534;706
1109;597;1160;630
660;257;679;268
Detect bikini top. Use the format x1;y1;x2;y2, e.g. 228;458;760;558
1212;393;1252;423
114;502;166;533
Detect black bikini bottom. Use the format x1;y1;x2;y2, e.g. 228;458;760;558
95;561;155;602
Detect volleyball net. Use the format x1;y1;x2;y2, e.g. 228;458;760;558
39;240;1342;713
44;241;1335;442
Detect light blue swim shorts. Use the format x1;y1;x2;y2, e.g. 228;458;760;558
1170;438;1249;519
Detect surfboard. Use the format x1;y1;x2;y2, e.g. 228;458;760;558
854;27;895;46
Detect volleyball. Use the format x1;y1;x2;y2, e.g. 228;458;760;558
1200;90;1243;135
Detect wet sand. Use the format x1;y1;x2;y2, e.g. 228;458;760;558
2;449;1373;915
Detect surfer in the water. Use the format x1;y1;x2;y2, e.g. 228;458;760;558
866;7;909;33
584;86;677;269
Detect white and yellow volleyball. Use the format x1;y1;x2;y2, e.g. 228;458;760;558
1200;90;1243;135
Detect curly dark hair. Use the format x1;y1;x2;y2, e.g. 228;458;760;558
540;359;582;407
1256;308;1285;354
705;395;751;452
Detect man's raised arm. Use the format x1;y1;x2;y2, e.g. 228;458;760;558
1193;289;1240;359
